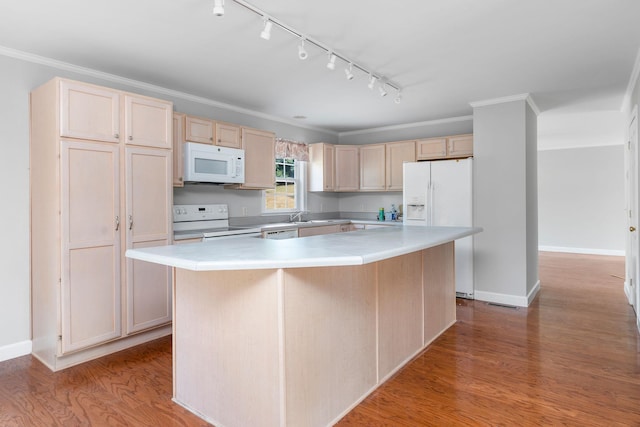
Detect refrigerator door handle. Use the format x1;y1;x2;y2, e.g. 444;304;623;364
429;182;434;226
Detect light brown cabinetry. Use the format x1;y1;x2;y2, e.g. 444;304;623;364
237;127;275;189
360;144;386;191
215;121;242;148
416;134;473;160
385;140;415;191
30;78;173;371
184;115;241;148
298;224;341;237
172;113;185;187
309;143;335;192
185;115;214;144
335;145;359;191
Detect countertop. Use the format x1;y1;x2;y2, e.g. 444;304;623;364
129;225;481;271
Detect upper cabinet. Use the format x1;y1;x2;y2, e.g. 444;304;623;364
124;95;172;149
385;140;415;191
183;115;242;148
238;127;275;189
215;121;241;148
185;115;214;144
59;80;120;143
446;134;473;158
335;145;359;191
309;143;335;192
360;144;386;191
416;134;473;160
172;113;185;187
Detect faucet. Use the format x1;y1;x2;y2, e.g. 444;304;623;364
289;211;304;222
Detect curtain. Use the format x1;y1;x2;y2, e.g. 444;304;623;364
275;138;309;161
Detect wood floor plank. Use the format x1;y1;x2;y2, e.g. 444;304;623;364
0;252;638;426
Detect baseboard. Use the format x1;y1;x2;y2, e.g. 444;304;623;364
624;280;634;305
0;340;32;363
539;246;625;256
473;290;530;308
527;280;541;305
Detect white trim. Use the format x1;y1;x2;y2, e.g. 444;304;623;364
621;47;640;113
0;44;336;135
338;115;473;138
539;246;625;256
625;279;634;305
537;141;625;152
469;93;540;116
528;280;541;306
473;290;530;308
0;340;32;362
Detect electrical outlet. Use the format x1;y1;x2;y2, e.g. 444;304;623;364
242;207;248;217
359;203;365;212
320;203;324;212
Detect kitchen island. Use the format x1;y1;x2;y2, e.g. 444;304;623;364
127;225;481;427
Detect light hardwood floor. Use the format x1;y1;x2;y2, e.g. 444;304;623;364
0;252;638;426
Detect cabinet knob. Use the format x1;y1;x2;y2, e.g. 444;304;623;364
631;226;636;232
129;136;133;141
210;137;213;141
114;133;119;139
179;177;183;182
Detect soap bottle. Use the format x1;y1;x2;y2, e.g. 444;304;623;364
391;204;398;221
378;207;385;221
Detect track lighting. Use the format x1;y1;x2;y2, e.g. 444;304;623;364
224;0;402;102
345;63;354;80
260;19;273;40
213;0;225;16
326;53;337;70
367;75;377;90
394;90;402;104
298;38;308;60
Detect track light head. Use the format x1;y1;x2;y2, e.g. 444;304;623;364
345;63;354;80
212;0;225;16
260;19;273;40
379;84;388;97
394;90;402;104
326;53;337;70
367;75;377;90
298;38;308;60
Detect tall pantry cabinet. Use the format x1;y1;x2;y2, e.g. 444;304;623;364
30;78;173;371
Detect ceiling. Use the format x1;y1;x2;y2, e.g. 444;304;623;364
1;0;640;134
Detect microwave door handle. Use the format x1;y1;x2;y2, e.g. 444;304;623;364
230;157;236;178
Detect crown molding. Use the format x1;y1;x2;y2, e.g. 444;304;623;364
621;47;640;113
338;115;473;137
470;93;541;116
0;45;338;136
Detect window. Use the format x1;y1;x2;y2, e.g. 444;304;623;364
263;158;306;213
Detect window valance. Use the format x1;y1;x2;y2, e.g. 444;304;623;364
275;138;309;161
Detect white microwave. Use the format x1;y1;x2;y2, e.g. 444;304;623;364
183;143;245;184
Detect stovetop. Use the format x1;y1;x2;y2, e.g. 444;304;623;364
173;204;261;239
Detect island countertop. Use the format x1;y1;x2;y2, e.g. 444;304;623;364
126;225;481;271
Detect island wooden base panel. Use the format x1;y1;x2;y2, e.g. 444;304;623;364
1;252;638;426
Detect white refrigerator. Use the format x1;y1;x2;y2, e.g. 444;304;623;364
403;158;474;298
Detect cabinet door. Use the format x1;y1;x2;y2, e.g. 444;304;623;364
60;140;121;353
124;95;172;149
360;144;386;191
125;147;172;334
60;80;120;143
173;113;185;187
185;115;214;144
240;128;275;189
298;225;340;237
215;121;242;148
447;134;473;158
308;143;334;192
416;138;447;160
335;145;359;191
386;141;415;191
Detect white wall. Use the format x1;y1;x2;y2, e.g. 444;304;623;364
0;52;337;360
472;98;539;307
538;145;625;254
